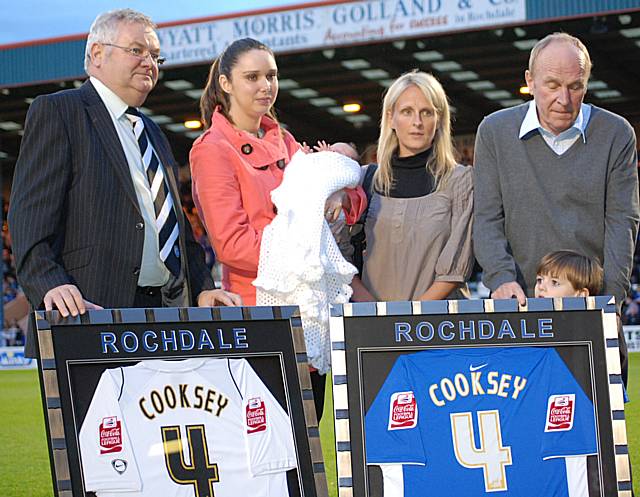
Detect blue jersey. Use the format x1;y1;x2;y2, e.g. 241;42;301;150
365;347;597;497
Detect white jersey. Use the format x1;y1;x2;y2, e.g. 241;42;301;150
78;358;297;497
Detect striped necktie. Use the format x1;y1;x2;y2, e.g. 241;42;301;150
125;107;181;277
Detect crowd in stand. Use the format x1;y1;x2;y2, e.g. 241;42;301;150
1;202;17;303
1;201;24;345
624;250;640;324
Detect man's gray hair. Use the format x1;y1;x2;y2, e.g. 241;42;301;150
528;32;592;81
84;9;156;73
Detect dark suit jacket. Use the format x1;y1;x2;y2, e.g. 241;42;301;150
8;81;214;357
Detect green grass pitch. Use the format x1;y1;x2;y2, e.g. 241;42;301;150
1;354;638;496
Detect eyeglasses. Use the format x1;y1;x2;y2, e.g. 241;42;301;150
103;43;166;65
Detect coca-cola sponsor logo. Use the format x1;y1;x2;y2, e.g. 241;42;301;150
246;397;267;434
388;391;418;430
545;394;575;432
99;416;123;454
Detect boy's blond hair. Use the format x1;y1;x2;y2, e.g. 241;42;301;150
536;250;603;296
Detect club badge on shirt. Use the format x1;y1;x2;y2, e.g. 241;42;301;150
99;416;123;454
545;394;576;431
388;391;418;430
246;397;267;434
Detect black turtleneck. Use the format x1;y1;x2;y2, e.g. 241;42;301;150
386;147;435;198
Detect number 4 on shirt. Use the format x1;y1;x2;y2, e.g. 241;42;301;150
162;424;220;497
451;410;512;492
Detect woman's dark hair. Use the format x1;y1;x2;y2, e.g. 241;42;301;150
200;38;277;129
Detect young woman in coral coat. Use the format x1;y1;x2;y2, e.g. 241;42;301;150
190;38;365;418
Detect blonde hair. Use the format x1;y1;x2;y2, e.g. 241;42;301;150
536;250;603;296
528;32;592;80
375;70;456;196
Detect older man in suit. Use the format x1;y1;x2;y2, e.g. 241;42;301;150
9;9;241;357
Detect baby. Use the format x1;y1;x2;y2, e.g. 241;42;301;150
307;140;359;161
318;141;359;162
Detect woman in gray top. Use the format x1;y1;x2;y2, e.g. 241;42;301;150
351;70;474;302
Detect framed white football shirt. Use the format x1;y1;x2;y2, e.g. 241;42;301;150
78;357;297;497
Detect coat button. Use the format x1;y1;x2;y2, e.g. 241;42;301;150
133;267;140;276
135;222;144;230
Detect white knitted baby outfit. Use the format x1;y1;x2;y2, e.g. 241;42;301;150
253;150;361;374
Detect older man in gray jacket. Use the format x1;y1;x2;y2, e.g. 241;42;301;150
473;32;639;384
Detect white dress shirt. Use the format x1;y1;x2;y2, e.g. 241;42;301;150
519;100;591;155
91;76;170;287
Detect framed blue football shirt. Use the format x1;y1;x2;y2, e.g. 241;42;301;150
364;347;597;496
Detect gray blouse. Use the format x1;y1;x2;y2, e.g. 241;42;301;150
362;164;474;301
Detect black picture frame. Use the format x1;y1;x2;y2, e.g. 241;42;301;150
35;305;328;497
329;296;632;497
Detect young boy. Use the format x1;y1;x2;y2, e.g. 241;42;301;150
534;250;604;298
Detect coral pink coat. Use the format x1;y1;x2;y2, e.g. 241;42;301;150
190;109;365;304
